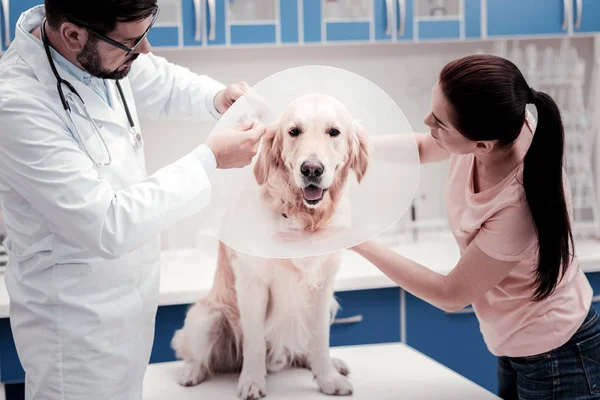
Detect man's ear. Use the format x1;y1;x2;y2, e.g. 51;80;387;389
59;22;88;52
253;121;282;185
349;120;370;184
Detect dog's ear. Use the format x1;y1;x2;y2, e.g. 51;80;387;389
349;120;370;184
253;121;282;185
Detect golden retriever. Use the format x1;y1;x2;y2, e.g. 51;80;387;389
171;93;370;399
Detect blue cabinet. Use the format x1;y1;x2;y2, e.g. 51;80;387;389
487;0;569;37
404;292;499;394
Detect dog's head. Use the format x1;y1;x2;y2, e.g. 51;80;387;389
253;93;369;228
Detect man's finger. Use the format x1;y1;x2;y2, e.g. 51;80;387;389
229;84;245;101
240;81;251;91
250;124;267;140
234;119;254;130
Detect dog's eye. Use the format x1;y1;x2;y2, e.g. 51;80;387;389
288;127;300;137
328;128;341;137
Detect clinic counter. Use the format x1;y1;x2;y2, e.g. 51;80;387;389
142;342;501;399
1;230;600;318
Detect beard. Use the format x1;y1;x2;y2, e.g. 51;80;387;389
77;38;140;80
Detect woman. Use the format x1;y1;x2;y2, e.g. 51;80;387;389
351;54;600;399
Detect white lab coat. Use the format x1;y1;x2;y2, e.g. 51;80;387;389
0;6;225;400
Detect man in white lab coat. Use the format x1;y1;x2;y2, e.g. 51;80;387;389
0;1;266;399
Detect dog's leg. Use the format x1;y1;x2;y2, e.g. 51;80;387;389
236;273;269;400
307;284;353;396
171;302;221;386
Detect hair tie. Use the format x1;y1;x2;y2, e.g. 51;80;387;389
528;87;537;104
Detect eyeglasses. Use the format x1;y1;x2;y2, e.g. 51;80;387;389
65;6;159;56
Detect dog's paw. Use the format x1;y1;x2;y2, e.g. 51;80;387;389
237;377;266;400
178;362;206;387
331;357;350;376
316;374;353;396
267;355;287;373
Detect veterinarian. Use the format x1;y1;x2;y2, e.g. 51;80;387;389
0;2;266;399
351;54;600;400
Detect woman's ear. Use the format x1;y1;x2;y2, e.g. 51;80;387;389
350;120;370;184
253;121;282;185
474;140;494;154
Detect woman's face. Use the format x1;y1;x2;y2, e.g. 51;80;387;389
424;81;477;155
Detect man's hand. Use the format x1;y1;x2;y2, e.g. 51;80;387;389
205;119;267;169
213;81;250;115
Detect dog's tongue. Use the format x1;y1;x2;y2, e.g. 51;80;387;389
303;185;323;201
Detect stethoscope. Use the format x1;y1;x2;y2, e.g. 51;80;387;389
41;19;144;167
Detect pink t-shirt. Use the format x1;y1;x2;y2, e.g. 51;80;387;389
444;115;593;358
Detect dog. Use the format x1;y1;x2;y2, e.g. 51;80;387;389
171;93;370;399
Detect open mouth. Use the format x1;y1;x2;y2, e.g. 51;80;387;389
302;185;328;205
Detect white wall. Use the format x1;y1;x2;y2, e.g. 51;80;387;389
142;37;596;249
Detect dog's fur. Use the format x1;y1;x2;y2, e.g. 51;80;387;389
171;94;370;399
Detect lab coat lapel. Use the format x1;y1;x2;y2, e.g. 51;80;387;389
20;35;130;132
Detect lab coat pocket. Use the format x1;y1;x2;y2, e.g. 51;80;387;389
3;235;55;280
56;259;145;352
577;331;600;394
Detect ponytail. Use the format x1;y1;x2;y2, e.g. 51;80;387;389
523;88;575;301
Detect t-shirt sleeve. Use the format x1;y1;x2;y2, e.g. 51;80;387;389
473;202;538;262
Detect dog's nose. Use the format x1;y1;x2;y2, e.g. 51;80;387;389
301;161;324;178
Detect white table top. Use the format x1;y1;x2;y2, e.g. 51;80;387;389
1;230;599;318
142;342;501;400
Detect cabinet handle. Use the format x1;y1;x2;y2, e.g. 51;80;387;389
397;0;406;36
562;0;569;30
193;0;202;41
576;0;582;29
2;0;9;47
445;306;475;315
332;315;363;325
385;0;394;36
592;294;600;303
208;0;216;41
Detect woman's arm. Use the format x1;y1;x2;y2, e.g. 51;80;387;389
350;240;519;312
415;132;451;163
369;133;450;164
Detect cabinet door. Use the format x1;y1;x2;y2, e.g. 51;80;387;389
486;0;569;37
1;0;43;51
396;0;414;40
206;0;226;46
414;0;460;40
330;288;401;347
182;0;204;46
227;0;278;45
0;318;24;383
323;0;372;42
573;0;600;33
404;292;498;395
279;0;299;44
147;0;181;48
464;0;482;38
374;0;395;41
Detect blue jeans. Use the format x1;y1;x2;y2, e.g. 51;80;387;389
498;304;600;400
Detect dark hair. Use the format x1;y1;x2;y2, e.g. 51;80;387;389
44;0;157;34
439;54;574;302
